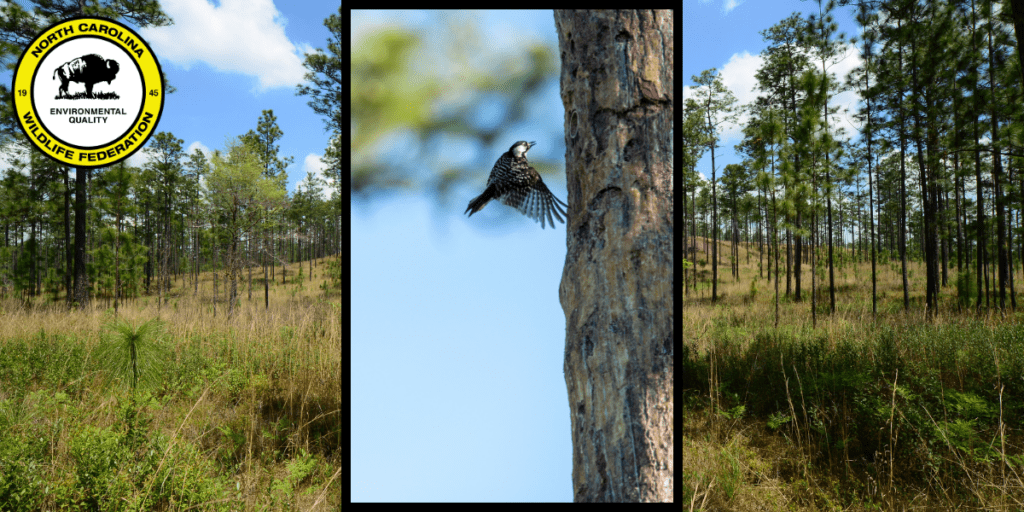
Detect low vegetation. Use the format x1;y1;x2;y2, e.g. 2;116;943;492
685;241;1024;511
0;256;341;510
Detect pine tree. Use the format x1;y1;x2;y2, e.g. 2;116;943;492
721;163;751;282
0;0;171;310
750;108;785;326
297;6;343;290
849;2;882;317
144;132;185;311
803;0;847;316
683;98;709;295
183;149;210;296
240;110;292;303
691;68;739;302
297;6;343;136
755;14;815;300
206;139;286;316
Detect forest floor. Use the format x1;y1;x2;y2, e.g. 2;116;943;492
0;256;341;510
684;240;1024;511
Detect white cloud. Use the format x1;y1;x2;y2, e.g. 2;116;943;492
127;139;211;169
697;43;865;147
186;140;212;159
719;52;763;107
295;152;337;200
826;44;865;138
714;51;763;142
723;0;743;14
127;147;153;168
183;141;212;190
141;0;308;91
687;43;868;183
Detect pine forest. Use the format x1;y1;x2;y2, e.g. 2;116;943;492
1;118;342;313
0;2;342;509
685;0;1024;508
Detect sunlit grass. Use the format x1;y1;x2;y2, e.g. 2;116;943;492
0;255;341;510
685;239;1024;511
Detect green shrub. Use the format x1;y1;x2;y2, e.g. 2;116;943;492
0;434;46;512
70;426;130;510
955;270;976;308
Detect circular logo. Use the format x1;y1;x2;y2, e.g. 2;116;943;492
12;17;163;167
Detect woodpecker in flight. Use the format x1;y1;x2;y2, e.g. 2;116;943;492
464;141;568;229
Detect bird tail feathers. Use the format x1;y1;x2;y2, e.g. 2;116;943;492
465;192;491;217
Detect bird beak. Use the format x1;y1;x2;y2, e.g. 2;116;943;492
529;141;537;149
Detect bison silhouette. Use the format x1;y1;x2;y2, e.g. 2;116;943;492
53;54;119;99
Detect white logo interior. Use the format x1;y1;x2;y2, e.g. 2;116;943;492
33;37;143;148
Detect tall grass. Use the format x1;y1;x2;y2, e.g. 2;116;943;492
684;240;1024;510
0;256;341;510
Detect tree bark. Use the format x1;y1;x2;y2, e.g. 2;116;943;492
554;9;673;503
63;170;72;306
987;14;1008;309
73;167;89;309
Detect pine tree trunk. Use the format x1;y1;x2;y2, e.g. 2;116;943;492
555;9;673;502
988;19;1009;309
213;248;218;317
64;171;72;306
73;167;89;309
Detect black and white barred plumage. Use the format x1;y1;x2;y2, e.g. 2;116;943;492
464;141;568;229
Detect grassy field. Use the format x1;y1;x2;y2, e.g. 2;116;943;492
684;239;1024;511
0;257;341;510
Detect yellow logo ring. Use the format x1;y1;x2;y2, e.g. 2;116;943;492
12;17;163;167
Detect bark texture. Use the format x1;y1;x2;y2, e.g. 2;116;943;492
73;166;89;309
554;9;674;503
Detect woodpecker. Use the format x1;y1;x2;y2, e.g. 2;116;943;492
464;141;568;229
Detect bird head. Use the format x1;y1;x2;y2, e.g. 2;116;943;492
510;140;536;158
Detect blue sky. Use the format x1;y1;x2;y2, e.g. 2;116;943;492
684;0;864;182
349;10;573;503
136;0;337;195
4;0;339;196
